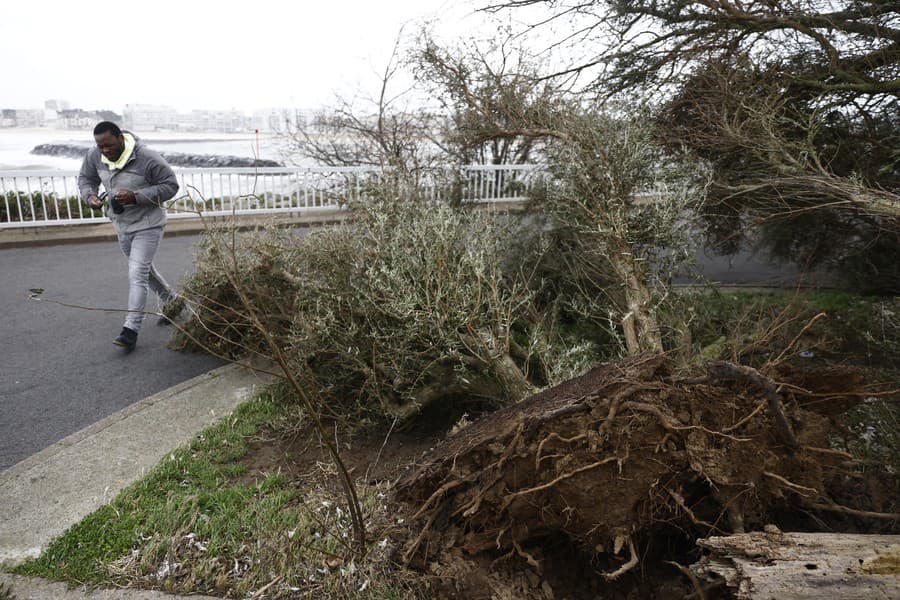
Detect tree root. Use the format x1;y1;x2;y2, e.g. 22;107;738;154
411;479;467;521
535;432;587;469
603;534;638;581
396;352;882;593
501;450;629;510
666;487;719;533
667;560;707;600
763;471;819;497
705;361;800;451
809;502;900;521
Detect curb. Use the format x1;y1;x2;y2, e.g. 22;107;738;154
0;572;221;600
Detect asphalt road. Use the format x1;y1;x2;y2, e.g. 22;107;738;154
0;234;225;471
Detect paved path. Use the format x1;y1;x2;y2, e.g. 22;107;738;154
0;234;224;471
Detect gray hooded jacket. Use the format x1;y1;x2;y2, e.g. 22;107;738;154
78;132;179;234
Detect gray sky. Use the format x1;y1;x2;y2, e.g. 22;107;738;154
1;0;489;113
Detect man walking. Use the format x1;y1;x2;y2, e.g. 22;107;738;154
78;121;179;350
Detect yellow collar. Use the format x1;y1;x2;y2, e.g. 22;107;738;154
101;133;135;170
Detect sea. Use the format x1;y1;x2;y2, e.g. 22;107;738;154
0;128;288;171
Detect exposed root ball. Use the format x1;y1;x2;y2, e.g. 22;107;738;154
396;353;855;586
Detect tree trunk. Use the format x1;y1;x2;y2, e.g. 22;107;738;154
608;237;662;354
692;530;900;599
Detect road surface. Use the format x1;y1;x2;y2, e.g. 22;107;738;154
0;234;224;471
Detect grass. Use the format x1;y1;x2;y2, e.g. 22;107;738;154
9;289;897;597
13;392;282;587
11;387;419;598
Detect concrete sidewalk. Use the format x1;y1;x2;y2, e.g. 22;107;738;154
0;362;276;598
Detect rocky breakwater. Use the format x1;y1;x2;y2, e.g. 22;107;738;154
31;143;282;168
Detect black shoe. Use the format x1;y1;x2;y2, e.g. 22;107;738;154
113;327;138;349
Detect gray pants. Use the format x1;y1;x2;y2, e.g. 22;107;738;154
117;226;173;332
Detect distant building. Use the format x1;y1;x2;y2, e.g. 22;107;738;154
252;108;310;133
44;99;71;111
0;102;323;133
0;109;16;128
177;109;249;132
0;109;45;128
57;109;122;130
57;109;93;130
96;110;123;124
123;104;178;131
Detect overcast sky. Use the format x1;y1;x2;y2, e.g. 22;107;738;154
1;0;494;113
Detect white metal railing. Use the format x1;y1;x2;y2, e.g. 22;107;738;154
0;164;543;228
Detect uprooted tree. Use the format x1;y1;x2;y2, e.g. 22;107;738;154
162;13;900;596
174;202;578;422
174;35;703;420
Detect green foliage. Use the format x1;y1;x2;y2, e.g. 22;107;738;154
661;289;900;477
662;290;900;369
173;201;622;422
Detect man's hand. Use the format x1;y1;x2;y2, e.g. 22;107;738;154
115;189;137;205
87;195;103;209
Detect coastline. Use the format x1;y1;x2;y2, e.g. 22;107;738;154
0;128;285;171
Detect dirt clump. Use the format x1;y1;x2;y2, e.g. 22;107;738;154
394;353;892;598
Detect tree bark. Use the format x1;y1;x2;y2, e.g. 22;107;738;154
692;530;900;599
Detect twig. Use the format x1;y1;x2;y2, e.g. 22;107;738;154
723;399;767;433
666;488;719;532
250;575;283;599
364;416;398;484
810;502;900;521
769;312;827;366
803;446;854;460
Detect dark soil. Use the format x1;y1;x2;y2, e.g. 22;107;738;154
238;421;447;491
